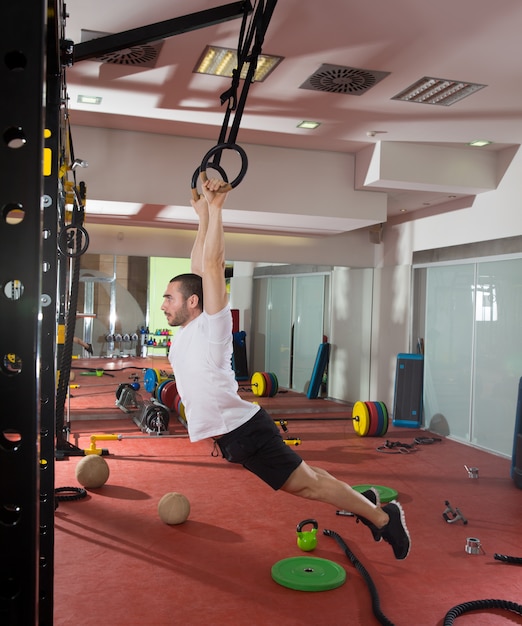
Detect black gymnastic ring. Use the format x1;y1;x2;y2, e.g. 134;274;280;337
199;142;248;192
191;161;229;201
58;224;90;258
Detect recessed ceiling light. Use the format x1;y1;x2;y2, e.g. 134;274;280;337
77;95;103;105
392;76;486;106
194;45;282;82
297;121;320;130
468;139;492;147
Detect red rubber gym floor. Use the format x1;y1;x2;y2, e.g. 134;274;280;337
53;357;522;625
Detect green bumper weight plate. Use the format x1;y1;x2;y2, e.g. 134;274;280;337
352;401;370;436
352;484;398;503
377;401;389;436
271;557;346;592
269;372;279;396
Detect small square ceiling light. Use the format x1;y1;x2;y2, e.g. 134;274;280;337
77;95;103;105
194;45;282;82
297;121;320;129
392;76;486;106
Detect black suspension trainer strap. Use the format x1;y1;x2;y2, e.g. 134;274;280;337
192;0;279;196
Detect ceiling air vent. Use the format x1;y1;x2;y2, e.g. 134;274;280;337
97;43;163;67
80;29;163;68
300;63;390;95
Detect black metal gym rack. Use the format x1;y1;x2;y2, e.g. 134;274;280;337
0;1;49;624
0;2;277;623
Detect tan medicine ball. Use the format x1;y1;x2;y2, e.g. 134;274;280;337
158;492;190;525
75;454;110;489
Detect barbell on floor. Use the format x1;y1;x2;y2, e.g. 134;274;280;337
274;400;389;437
250;371;279;397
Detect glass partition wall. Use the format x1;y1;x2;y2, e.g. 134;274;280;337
252;270;330;394
414;256;522;457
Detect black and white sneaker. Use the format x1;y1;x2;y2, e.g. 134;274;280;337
380;501;411;560
356;487;382;542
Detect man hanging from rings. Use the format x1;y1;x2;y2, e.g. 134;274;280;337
161;177;411;560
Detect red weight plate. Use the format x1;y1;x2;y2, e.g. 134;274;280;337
262;372;272;397
161;380;178;410
366;401;380;437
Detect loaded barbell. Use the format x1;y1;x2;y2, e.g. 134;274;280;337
352;400;389;437
274;400;389;438
237;371;280;397
250;371;279;397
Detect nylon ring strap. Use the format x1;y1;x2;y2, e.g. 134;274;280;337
201;0;278;172
217;0;278;148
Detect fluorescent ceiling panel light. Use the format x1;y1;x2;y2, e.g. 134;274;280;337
77;95;103;105
297;121;320;129
194;45;282;82
468;139;492;147
85;200;142;216
392;76;486;106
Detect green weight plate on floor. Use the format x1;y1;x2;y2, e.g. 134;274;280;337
352;484;398;503
352;401;370;436
377;401;389;436
271;557;346;592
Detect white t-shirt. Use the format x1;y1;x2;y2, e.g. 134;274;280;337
169;304;259;442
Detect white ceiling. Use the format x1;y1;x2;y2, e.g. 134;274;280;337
63;0;522;234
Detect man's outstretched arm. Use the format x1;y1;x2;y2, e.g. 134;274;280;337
190;194;209;277
200;178;229;316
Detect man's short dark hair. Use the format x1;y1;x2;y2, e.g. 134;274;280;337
170;273;203;310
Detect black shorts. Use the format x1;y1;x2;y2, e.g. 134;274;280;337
215;407;302;490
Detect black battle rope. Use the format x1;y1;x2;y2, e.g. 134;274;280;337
494;553;522;565
323;529;394;626
324;529;522;625
443;599;522;625
54;486;87;504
